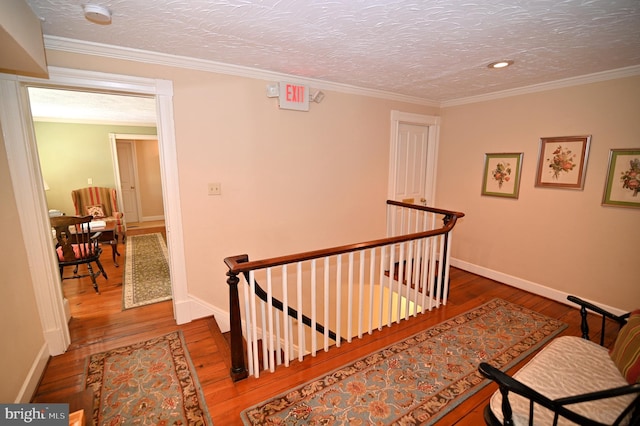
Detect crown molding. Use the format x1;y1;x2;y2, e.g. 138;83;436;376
43;35;439;107
44;36;640;109
442;65;640;107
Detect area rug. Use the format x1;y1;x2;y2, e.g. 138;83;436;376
241;298;567;425
85;331;213;425
123;232;172;309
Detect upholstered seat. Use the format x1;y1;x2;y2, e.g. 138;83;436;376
71;187;126;242
480;297;640;426
489;336;635;425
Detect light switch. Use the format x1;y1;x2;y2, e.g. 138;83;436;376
208;183;221;195
88;178;93;184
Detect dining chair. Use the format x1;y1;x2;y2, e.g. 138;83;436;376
50;215;108;293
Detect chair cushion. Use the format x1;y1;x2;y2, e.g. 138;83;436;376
610;310;640;384
490;335;635;425
56;243;98;261
86;204;105;218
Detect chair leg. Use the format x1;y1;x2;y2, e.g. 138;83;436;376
95;259;108;280
86;263;100;294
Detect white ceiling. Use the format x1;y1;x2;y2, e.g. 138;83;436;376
24;0;640;122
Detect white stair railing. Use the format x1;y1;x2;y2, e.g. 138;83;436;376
225;201;464;381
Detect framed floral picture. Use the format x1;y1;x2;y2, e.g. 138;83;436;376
535;135;591;189
481;153;523;198
602;148;640;209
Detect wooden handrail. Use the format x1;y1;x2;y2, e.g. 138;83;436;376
225;201;465;381
225;202;465;274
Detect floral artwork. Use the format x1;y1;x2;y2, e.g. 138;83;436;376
620;158;640;196
536;136;590;189
603;149;640;208
482;153;523;198
546;145;576;179
492;162;511;188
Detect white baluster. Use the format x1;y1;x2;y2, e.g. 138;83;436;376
368;247;376;334
242;273;254;377
347;252;354;342
358;250;365;339
335;254;342;347
281;265;289;367
296;262;304;361
323;257;330;351
249;271;260;377
311;259;317;356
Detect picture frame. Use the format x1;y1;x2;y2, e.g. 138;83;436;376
602;148;640;209
481;153;523;198
535;135;591;189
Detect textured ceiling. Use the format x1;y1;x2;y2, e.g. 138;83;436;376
23;0;640;114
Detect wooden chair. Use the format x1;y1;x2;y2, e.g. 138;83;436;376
71;187;126;243
51;215;107;294
479;296;640;426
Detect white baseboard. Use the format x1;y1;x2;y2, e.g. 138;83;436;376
16;343;49;403
175;294;231;332
450;258;627;317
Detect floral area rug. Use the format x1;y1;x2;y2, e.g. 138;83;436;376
241;298;567;425
123;232;172;309
85;331;213;425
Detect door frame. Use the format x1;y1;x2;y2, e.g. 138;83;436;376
0;67;190;356
388;110;440;205
111;133;159;223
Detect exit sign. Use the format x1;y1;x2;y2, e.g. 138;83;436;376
278;82;309;111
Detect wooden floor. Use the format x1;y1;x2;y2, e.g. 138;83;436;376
32;230;620;425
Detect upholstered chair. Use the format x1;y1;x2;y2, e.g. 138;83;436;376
71;187;127;242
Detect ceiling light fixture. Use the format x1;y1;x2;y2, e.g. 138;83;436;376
488;60;514;69
83;4;112;25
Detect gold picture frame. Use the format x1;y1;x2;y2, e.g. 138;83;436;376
535;135;591;190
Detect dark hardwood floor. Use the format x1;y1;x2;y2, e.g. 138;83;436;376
32;229;620;425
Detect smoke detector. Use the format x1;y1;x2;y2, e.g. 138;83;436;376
83;4;112;25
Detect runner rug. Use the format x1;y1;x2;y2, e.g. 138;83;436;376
241;298;567;425
123;232;172;309
85;331;213;425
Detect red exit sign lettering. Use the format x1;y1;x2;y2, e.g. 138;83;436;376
278;82;309;111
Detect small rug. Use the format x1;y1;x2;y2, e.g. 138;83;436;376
85;331;213;425
241;298;567;425
123;232;172;309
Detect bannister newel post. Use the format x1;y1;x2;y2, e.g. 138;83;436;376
227;268;248;381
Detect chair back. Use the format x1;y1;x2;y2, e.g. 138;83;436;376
51;215;101;263
71;187;118;217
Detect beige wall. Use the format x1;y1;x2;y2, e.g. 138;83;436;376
438;76;640;311
35;122;157;216
43;50;437;308
0;123;46;402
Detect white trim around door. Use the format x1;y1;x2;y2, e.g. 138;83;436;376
388;110;440;205
0;67;191;356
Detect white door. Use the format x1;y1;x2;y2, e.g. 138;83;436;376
116;140;140;223
394;123;430;205
388;111;439;207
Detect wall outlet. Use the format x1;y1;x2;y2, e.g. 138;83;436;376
207;182;221;195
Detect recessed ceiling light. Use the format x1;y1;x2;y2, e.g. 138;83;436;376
83;4;112;25
488;60;514;69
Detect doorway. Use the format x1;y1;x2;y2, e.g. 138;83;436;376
30;88;169;339
113;134;165;225
388;110;439;206
0;68;189;355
